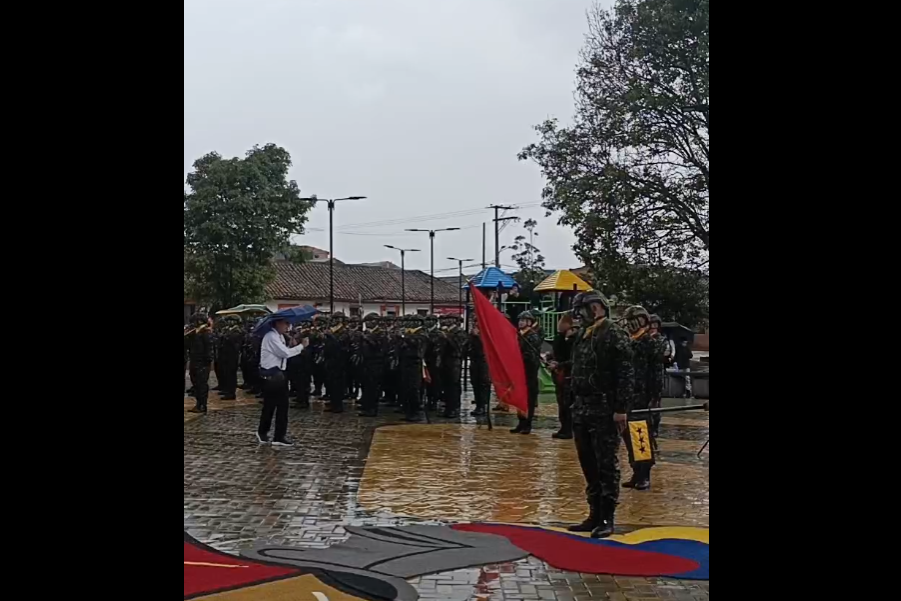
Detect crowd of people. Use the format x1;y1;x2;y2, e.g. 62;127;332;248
183;311;494;430
184;292;675;539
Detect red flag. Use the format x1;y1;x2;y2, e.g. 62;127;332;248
471;286;528;414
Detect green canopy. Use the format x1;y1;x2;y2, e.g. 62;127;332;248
216;304;271;316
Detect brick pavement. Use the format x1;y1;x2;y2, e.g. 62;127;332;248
184;396;709;599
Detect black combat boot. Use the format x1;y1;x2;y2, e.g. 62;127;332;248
567;502;600;533
633;465;651;491
510;419;525;434
591;499;617;539
471;406;487;417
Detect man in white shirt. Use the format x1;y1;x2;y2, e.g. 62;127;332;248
257;318;308;447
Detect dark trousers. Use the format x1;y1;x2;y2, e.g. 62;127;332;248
292;366;311;405
329;372;347;412
401;370;422;417
425;362;441;408
470;364;490;409
555;382;573;436
573;414;622;509
521;371;539;427
361;370;382;414
383;370;398;405
258;370;289;442
189;363;210;409
313;363;325;396
218;359;238;396
440;364;462;412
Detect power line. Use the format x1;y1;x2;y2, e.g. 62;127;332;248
331;203;542;232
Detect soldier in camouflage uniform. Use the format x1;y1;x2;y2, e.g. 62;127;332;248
399;315;427;422
324;312;349;413
216;315;244;401
511;310;543;435
311;315;328;398
621;305;656;491
359;313;387;417
240;318;263;397
439;314;467;419
187;312;214;414
382;316;401;407
347;316;364;402
567;291;634;539
467;318;491;417
423;315;443;412
288;320;313;409
648;315;667;443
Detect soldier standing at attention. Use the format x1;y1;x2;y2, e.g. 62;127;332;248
511;311;543;435
399;315;426;422
567;291;634;539
648;315;667;442
359;313;387;417
187;312;214;414
423;315;443;412
311;315;328;399
467;319;491;417
621;306;655;491
216;316;243;401
382;316;401;408
548;314;577;440
324;312;349;413
439;315;467;419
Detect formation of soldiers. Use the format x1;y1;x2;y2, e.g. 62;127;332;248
184;310;493;422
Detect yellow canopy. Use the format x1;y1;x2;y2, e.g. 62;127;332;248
534;270;592;293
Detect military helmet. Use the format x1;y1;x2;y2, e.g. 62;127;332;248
518;310;536;323
622;305;651;334
572;290;610;315
190;312;209;327
364;312;380;322
649;314;662;329
424;314;439;328
330;311;347;324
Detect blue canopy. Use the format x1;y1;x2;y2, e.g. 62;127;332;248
463;267;517;291
253;305;319;336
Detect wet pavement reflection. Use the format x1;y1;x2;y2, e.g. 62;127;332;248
184;395;709;599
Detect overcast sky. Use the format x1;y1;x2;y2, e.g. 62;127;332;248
185;0;606;276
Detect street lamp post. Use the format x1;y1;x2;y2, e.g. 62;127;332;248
447;257;473;316
300;196;367;314
406;228;461;314
385;245;421;316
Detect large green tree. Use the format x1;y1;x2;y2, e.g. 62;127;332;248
519;0;708;324
183;144;314;310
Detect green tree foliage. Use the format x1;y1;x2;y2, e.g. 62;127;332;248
183;144;314;310
511;219;547;290
519;0;708;325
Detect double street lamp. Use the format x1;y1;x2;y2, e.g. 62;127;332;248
448;257;474;316
300;196;367;313
384;245;421;316
406;228;461;314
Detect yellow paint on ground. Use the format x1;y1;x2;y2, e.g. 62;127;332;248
201;574;367;600
359;424;708;527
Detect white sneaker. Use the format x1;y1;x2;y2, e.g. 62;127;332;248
271;439;294;448
256;433;270;445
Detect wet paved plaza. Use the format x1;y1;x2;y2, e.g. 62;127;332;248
184;389;709;600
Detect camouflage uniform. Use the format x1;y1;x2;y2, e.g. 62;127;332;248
399;316;426;422
359;314;387;417
216;315;244;400
621;306;657;490
439;315;468;418
311;315;328;397
512;311;543;434
466;327;491;416
569;292;634;537
648;315;667;440
187;313;214;413
324;313;349;413
382;317;402;407
423;316;443;411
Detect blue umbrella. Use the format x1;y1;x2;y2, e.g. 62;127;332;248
253;305;319;336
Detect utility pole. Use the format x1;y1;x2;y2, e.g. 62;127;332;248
448;257;473;316
482;223;487;270
488;205;517;269
406;228;461;313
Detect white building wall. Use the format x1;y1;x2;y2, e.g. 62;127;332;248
268;299;450;316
